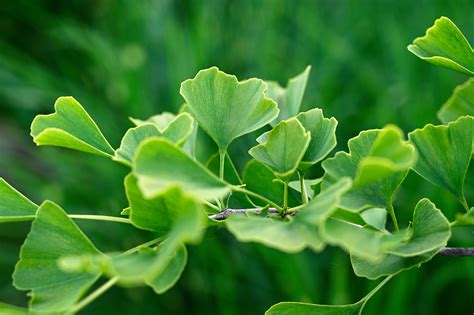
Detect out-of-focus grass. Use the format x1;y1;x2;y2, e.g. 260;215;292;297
0;1;473;314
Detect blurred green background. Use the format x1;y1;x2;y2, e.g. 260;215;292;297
0;0;473;314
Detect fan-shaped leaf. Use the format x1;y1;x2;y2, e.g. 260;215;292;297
13;201;101;313
266;66;311;126
249;118;310;180
130;112;176;128
30;96;114;157
114;113;193;165
408;17;474;75
438;79;474;124
0;178;37;222
408;116;473;206
225;178;351;253
133;138;230;200
296;108;338;170
322;126;415;211
180;67;279;150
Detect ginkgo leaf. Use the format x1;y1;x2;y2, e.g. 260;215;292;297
13;201;101;313
408;17;474;75
351;248;440;280
180;67;279;150
243;160;300;207
266;66;311;126
133;138;230;200
30;96;114;157
408;116;473;207
249;118;311;180
296;108;338;170
0;303;31;315
114;113;194;165
125;174;206;237
322;126;415;211
225;178;351;253
360;208;387;231
0;178;37;222
130;112;177;128
454;207;474;226
438;79;474;124
387;199;450;257
266;276;391;315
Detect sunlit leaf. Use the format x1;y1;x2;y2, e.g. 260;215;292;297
13;201;101;313
125;174;206;237
130;112;176;128
438;79;474;124
408;116;473;206
225;178;351;253
30;96;114;157
133;138;230;200
322;126;415;211
249;118;310;180
0;303;31;315
0;178;37;222
114;113;193;165
408;17;474;75
180;67;279;150
296;108;338;170
266;66;311;125
360;208;387;231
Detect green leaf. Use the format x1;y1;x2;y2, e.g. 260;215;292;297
225;178;351;253
0;303;32;315
454;207;474;226
265;276;392;315
408;17;474;75
289;177;322;199
387;199;450;257
360;208;387;231
13;201;101;313
322;126;415;211
266;66;311;126
125;174;206;237
351;248;440;280
408;116;473;206
130;112;177;128
243;160;300;207
180;67;279;150
249;118;311;180
0;178;37;222
133;138;230;200
30;96;114;157
438;79;474;124
296;108;338;170
148;245;187;294
114;113;194;165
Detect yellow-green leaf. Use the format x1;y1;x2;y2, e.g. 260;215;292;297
0;178;37;222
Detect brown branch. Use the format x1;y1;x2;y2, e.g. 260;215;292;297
437;247;474;257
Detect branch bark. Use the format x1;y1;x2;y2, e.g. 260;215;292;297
437;247;474;256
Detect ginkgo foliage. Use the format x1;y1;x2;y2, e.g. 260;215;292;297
0;16;473;315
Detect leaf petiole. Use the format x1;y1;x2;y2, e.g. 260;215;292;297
387;204;399;232
233;186;283;212
68;214;131;224
70;277;119;313
298;171;308;204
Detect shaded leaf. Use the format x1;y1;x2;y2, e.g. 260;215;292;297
225;178;351;253
13;201;101;313
125;174;206;238
114;113;193;165
408;17;474;75
243;160;300;207
360;208;387;231
249;118;310;180
133;138;230;200
30;96;114;157
438;79;474;124
408;116;473;206
322;126;415;211
0;178;37;222
180;67;279;150
266;66;311;126
296;108;338;170
387;199;450;257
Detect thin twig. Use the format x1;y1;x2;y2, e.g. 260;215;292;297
437;247;474;256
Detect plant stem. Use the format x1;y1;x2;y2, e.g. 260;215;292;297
121;237;165;256
68;214;131;224
219;149;226;180
70;277;119;313
298;171;308;204
387;204;399;232
233;187;282;212
283;180;289;212
361;275;393;305
203;200;220;211
460;196;470;212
